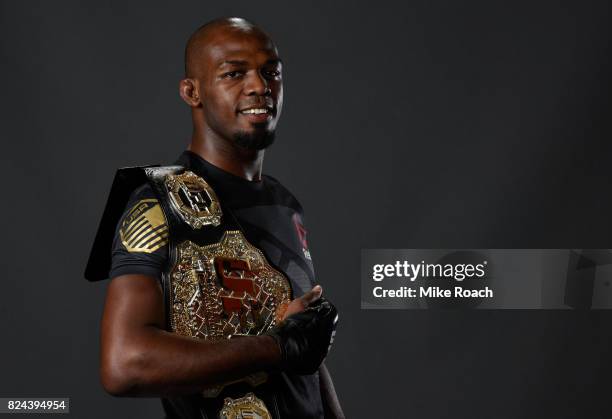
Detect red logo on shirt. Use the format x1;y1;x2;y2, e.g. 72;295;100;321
293;214;312;261
292;214;308;249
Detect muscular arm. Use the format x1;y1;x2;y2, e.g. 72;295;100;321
100;273;281;397
319;362;345;419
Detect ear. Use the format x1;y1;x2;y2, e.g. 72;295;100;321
179;78;201;107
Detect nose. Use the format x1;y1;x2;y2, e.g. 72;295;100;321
244;70;271;96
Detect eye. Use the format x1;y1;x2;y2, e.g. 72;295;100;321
223;70;244;79
263;69;281;79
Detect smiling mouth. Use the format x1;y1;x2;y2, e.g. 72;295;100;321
239;107;273;115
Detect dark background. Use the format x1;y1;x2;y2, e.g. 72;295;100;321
1;1;611;418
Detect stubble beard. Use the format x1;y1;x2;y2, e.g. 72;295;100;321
233;126;276;151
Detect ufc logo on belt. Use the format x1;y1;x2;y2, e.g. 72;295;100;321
214;257;261;314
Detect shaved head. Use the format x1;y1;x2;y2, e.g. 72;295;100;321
184;17;276;78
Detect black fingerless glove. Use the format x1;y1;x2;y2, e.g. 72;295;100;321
266;298;338;375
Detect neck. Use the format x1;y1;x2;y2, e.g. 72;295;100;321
188;122;265;182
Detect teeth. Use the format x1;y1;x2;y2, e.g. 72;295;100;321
241;108;268;114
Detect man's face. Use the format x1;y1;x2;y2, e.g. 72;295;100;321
198;31;283;150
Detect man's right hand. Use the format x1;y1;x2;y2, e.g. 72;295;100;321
267;288;338;375
281;284;323;320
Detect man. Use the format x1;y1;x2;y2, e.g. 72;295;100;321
85;17;344;419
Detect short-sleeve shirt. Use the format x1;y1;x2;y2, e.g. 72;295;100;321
109;150;322;418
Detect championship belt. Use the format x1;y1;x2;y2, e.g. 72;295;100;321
84;163;293;418
143;167;292;418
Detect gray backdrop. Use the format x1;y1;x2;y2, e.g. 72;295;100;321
1;1;611;418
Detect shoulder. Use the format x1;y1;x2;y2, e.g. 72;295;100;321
262;174;304;214
85;164;173;282
118;183;168;254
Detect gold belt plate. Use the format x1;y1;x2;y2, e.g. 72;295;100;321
169;230;291;340
219;393;271;419
166;170;223;229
